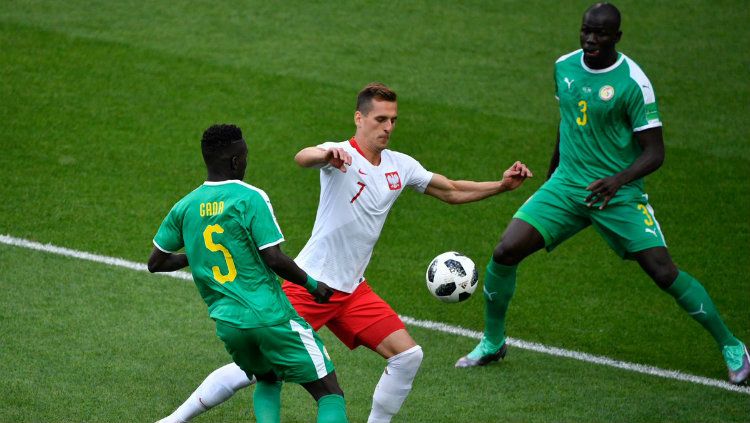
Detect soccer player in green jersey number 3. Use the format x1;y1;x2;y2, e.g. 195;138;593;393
148;124;349;422
456;2;750;385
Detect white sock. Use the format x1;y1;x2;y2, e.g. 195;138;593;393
159;362;255;423
368;345;423;423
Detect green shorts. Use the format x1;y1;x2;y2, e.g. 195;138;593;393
514;178;667;258
215;316;334;384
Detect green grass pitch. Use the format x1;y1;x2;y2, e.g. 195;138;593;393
1;1;748;421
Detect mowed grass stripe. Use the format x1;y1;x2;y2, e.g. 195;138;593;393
2;233;747;396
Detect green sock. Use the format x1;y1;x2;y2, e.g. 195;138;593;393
316;394;348;423
253;381;282;423
482;260;517;347
665;271;738;349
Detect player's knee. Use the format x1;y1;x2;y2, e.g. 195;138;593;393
234;374;256;390
195;363;254;408
254;371;280;384
403;345;423;369
492;242;523;266
389;345;423;376
652;266;679;289
410;345;424;368
214;362;255;390
304;372;344;400
322;373;345;397
313;382;344;399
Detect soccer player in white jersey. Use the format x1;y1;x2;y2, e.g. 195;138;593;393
157;83;532;423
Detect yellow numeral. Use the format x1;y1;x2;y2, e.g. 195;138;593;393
637;204;654;226
202;224;237;284
576;100;588;126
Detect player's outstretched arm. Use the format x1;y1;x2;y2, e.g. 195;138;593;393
585;126;664;209
258;245;334;303
147;247;188;272
294;146;352;172
424;161;533;204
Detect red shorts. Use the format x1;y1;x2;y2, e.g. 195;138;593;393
282;280;405;350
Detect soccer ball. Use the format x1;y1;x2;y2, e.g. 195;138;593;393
425;252;478;303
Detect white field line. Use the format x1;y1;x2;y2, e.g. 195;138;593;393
399;316;750;395
2;234;748;395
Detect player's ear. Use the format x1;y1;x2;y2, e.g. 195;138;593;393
614;30;622;43
354;110;363;128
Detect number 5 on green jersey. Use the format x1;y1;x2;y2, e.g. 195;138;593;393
203;224;237;283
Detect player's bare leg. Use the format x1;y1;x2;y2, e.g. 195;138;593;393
301;372;349;423
368;329;423;423
156;363;254;423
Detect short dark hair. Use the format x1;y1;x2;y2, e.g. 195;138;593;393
585;2;621;31
356;82;397;115
201;124;243;160
201;124;243;167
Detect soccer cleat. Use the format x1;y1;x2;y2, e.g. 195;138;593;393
723;341;750;385
455;338;508;368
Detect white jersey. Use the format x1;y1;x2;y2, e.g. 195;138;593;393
295;138;434;293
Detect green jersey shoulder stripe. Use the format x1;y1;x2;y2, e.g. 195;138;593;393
203;180;285;249
555;48;582;64
622;55;662;132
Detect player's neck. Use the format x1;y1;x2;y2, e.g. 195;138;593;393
584;49;619;70
362;149;382;166
352;136;383;166
206;170;238;182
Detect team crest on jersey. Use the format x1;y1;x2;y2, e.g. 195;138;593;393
385;171;402;190
599;85;615;101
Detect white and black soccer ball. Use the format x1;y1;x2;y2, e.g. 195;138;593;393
425;252;478;303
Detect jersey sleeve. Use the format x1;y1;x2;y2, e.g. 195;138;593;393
625;62;662;132
399;153;434;193
153;203;184;253
245;190;285;250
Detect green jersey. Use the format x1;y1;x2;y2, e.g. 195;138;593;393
153;180;296;329
553;50;662;194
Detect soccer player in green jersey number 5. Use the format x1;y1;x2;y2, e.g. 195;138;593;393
148;124;349;422
456;3;749;385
